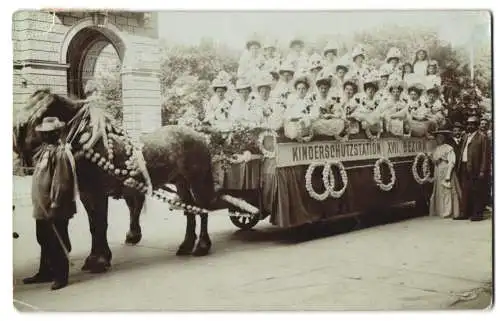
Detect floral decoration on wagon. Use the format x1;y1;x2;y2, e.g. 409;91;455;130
257;129;278;159
305;162;330;201
412;152;433;184
373;157;396;191
322;160;348;198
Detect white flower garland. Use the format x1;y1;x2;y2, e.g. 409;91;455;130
373;157;396;192
322;161;348;198
412;152;431;184
365;126;382;140
258;130;278;159
305;163;330;201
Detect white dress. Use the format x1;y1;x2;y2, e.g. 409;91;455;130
429;144;461;218
413;60;429;77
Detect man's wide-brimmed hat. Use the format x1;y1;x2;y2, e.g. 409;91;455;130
35;116;65;132
431;130;453;136
452;122;464;129
467;116;480;123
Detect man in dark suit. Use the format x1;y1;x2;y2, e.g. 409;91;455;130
479;117;492;212
456;116;490;221
450;122;464;161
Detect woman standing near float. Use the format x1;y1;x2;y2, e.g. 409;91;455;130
429;130;461;219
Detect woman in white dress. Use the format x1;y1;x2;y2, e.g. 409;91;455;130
425;60;442;88
203;78;233;129
384;47;403;80
251;73;282;130
322;41;340;74
283;75;317;141
380;79;410;137
272;60;295;100
285;38;309;75
237;39;263;84
230;78;256;126
429;131;461;218
348;45;371;89
412;48;430;77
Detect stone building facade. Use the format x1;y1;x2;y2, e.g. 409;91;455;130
12;10;162;137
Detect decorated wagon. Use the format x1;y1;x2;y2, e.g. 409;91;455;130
206;125;437;231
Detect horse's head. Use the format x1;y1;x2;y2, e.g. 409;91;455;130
13;89;84;168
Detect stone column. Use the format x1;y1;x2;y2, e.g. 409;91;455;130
120;34;162;139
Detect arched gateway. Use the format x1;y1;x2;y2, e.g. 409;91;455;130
13;11;162;137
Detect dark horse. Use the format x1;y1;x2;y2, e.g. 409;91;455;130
14;89;237;273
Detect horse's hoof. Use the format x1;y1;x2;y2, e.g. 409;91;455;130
192;239;211;257
89;257;110;274
176;246;193;256
176;238;196;256
81;255;97;271
125;231;142;245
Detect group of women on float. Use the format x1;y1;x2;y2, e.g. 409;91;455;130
203;38;447;137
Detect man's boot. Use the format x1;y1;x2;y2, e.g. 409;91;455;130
23;254;52;284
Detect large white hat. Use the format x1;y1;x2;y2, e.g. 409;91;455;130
246;34;261;50
379;64;393;77
335;54;351;71
254;73;274;88
290;38;305;48
262;37;277;49
279;60;296;74
351;45;365;60
387;78;407;91
211;77;228;89
235;78;252;91
363;72;380;87
323;41;340;55
315;69;332;86
293;74;312;89
407;81;426;93
385;47;402;62
309;53;324;70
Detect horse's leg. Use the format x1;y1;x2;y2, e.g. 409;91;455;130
191;170;214;257
80;192;112;273
175;179;197;256
124;192;144;245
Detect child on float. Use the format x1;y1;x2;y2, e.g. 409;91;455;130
283;75;317;141
271;60;295;100
425;60;442;88
385;47;404;80
250;73;282;129
237;38;264;83
260;38;281;78
347;45;371;89
230;78;257;126
423;85;446;130
285;38;310;75
380;79;411;137
203;77;234;130
350;73;384;134
329;55;350;98
412;47;430;77
311;71;348;139
308;53;324;84
322;41;340;75
374;64;393;103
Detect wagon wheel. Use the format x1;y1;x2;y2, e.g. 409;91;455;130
229;211;260;230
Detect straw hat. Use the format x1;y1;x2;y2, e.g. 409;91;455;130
315;70;332;87
235;78;252;91
294;74;311;89
387;79;407;91
363;73;380;90
35;116;65;132
323;41;340;56
211;78;228;90
246;38;261;50
385;47;402;63
335;55;350;72
407;82;426;95
351;46;365;61
279;60;296;74
254;73;274;89
290;38;305;48
379;64;393;77
309;53;324;71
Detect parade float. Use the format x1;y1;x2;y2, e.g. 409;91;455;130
198;119;437;230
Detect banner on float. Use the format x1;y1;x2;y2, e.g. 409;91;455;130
275;138;436;168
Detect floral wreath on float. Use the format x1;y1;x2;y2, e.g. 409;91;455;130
411;152;434;184
304;160;349;200
373;157;396;191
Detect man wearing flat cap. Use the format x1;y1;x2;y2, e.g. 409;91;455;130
456;116;490;221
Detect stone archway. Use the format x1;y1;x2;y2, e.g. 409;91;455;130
60;17;162;137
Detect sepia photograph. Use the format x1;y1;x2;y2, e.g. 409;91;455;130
10;6;493;312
